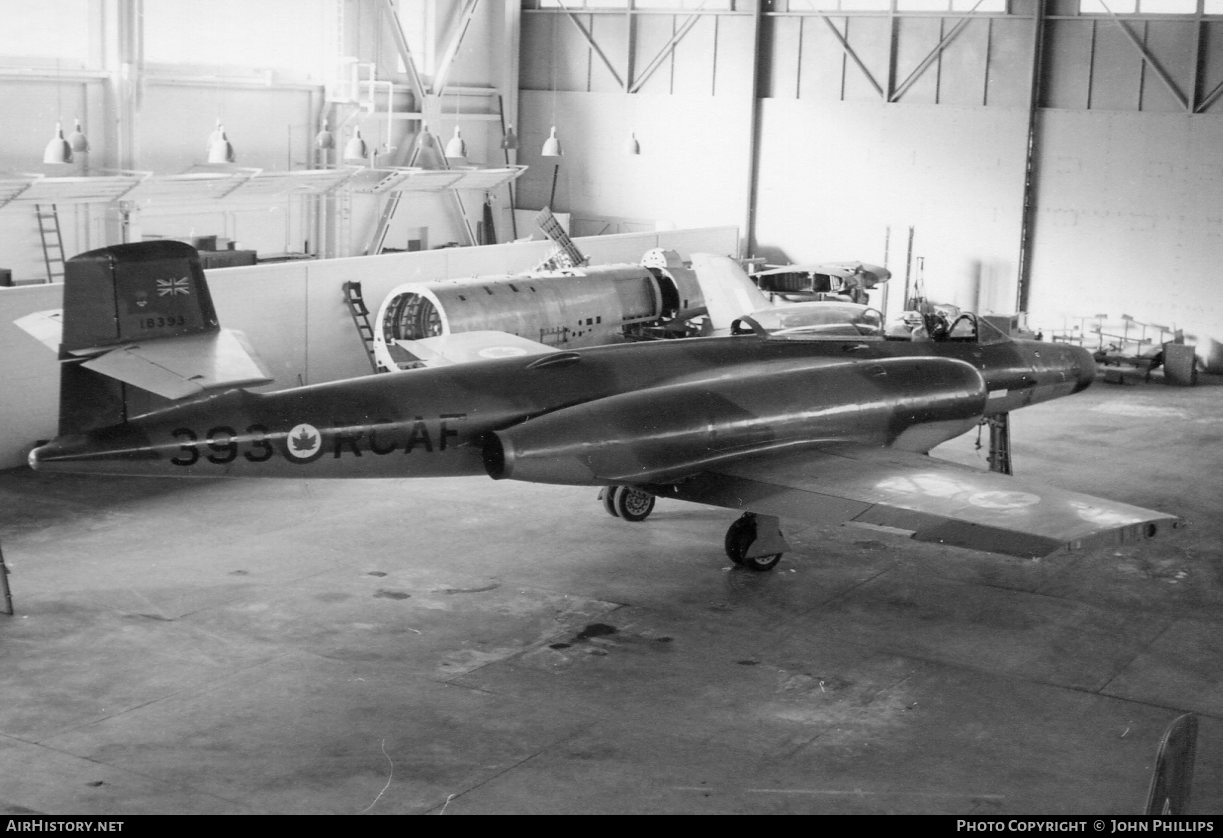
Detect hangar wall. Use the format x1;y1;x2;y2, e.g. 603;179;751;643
0;225;739;470
1026;112;1223;347
754;99;1030;318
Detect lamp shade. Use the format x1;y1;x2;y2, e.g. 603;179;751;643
68;118;89;153
541;125;562;157
208;125;235;163
315;120;335;150
344;127;369;162
206;118;223;151
501;124;518;151
444;126;467;159
417;123;436;149
43;122;73;165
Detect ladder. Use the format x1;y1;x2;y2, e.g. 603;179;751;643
342;281;383;373
35;204;66;284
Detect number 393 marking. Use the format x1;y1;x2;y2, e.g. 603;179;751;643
170;425;273;466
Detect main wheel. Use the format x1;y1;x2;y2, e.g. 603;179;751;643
742;552;782;572
614;487;656;522
724;514;782;571
600;486;620;517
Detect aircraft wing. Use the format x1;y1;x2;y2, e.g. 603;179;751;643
78;329;273;400
664;444;1179;559
389;330;560;368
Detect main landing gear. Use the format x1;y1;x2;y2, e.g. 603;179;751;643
724;513;790;572
598;485;657;522
597;489;790;573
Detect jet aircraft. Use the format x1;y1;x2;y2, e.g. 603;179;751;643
26;241;1178;571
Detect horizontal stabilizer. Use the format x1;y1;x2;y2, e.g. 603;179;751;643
668;444;1179;559
391;331;558;368
79;328;273;400
13;309;64;352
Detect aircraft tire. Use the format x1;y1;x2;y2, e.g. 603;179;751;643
614;487;655;522
724;514;782;571
600;486;620;517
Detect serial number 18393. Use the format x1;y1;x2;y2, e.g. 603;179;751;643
138;315;187;330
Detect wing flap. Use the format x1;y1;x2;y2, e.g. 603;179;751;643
668;445;1179;558
79;328;273;400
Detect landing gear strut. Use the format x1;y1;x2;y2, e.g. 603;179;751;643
724;513;789;572
598;485;656;522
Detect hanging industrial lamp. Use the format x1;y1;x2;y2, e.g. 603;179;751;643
541;126;562;157
416;122;436;150
43;122;72;165
315;119;335;150
344;127;369;163
208;122;235;163
68;117;89;154
444;126;467;160
501;124;518;151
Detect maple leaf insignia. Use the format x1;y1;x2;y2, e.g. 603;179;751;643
291;428;319;451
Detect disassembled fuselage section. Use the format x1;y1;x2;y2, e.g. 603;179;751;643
373;249;706;370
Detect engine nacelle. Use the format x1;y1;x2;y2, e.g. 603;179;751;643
483;356;989;486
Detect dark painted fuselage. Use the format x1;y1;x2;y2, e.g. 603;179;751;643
30;332;1095;484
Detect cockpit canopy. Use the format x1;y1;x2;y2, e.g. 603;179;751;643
731;303;1013;345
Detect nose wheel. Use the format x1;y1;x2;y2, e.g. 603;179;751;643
724;513;787;572
598;485;656;522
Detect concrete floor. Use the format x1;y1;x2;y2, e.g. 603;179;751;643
0;373;1221;815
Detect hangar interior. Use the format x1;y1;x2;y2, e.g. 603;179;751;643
1;0;1222;817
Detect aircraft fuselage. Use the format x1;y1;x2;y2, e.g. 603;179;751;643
30;333;1095;484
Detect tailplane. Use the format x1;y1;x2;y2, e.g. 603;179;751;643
20;241;272;435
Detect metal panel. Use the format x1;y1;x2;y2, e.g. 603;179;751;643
762;16;802;99
587;13;630;93
1142;20;1196;112
799;15;848;100
895;17;946;105
632;14;679;94
1041;19;1093;109
938;16;992;106
520;14;554;90
842;16;892;102
672;15;719;96
1197;21;1223;114
985;16;1037;107
1091;21;1143;111
713;15;756;99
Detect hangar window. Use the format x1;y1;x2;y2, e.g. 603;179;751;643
1080;0;1197;12
144;0;332;78
0;0;90;63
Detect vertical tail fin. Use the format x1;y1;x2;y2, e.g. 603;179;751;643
50;241;270;435
689;253;773;331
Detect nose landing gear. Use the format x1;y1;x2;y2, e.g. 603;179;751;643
724;513;788;571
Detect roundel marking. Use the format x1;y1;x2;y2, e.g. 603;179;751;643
478;345;530;359
968;490;1041;510
284;422;324;463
